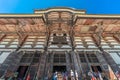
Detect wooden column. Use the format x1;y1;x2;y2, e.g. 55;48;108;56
65;51;71;75
93;22;118;79
37;14;51;79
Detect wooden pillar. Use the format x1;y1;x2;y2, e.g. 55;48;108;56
75;51;84;75
93;22;118;79
70;51;81;80
37;14;51;79
48;51;54;79
96;51;118;80
65;51;71;74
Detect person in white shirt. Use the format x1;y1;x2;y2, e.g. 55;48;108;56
75;70;78;80
70;70;74;80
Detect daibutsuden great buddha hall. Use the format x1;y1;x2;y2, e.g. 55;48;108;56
0;7;120;80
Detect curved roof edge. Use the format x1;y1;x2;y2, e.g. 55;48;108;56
34;7;86;14
35;7;85;12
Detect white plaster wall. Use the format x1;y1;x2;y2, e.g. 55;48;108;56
0;52;11;64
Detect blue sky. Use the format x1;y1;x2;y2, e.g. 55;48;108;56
0;0;120;14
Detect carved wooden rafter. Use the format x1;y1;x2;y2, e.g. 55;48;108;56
113;34;120;43
0;33;6;42
14;20;28;47
93;21;103;48
18;35;28;47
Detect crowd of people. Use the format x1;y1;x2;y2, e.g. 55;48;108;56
51;70;110;80
1;69;120;80
52;71;68;80
88;71;104;80
52;70;79;80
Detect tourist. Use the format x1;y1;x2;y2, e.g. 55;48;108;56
88;71;96;80
52;72;57;80
75;70;78;80
98;71;103;80
115;70;120;80
70;70;75;80
65;71;68;80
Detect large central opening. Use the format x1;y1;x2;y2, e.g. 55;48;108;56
91;65;102;72
53;66;66;72
17;66;28;79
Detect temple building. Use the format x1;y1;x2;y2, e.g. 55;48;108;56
0;7;120;80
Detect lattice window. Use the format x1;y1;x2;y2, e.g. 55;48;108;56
79;53;86;63
54;54;66;63
86;53;99;63
20;53;33;63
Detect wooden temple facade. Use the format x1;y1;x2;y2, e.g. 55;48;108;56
0;7;120;80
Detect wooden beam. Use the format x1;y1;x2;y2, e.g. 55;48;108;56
18;35;28;47
0;34;6;42
92;34;99;46
113;34;120;43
